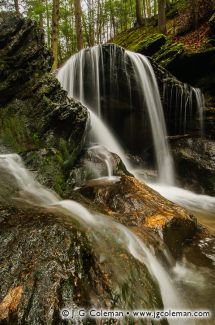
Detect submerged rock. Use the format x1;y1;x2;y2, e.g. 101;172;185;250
72;176;198;258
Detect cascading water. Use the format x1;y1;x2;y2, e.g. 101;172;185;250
162;81;205;136
88;145;114;179
57;44;215;231
89;109;131;171
125;51;174;185
57;44;174;185
0;153;185;319
192;87;205;136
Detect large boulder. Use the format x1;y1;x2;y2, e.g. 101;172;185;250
0;13;52;104
0;13;89;195
0;204;165;324
72;176;198;258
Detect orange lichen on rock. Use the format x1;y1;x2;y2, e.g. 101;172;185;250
145;214;170;228
74;175;198;257
0;286;23;320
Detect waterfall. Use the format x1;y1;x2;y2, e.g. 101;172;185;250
125;51;174;185
163;81;205;136
57;44;174;185
89;110;130;168
0;153;184;315
192;87;205;136
88;145;114;179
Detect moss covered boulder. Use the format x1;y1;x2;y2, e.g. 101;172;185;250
152;41;185;69
129;33;167;56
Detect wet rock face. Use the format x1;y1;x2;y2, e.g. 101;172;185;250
171;137;215;196
73;176;198;258
0;205;164;324
0;206;109;324
0;14;89;194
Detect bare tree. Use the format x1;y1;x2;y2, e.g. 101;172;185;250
189;0;199;29
135;0;144;26
74;0;83;50
51;0;60;70
158;0;167;34
14;0;19;13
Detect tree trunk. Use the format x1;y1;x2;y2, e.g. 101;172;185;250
74;0;83;51
146;0;151;18
189;0;199;29
135;0;144;26
45;0;51;48
51;0;60;71
14;0;19;13
154;0;157;15
39;0;44;29
158;0;167;34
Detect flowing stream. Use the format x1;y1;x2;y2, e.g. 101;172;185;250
0;153;185;322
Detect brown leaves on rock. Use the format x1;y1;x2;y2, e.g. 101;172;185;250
174;23;210;52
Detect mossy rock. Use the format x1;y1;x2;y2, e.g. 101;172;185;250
111;25;156;52
153;41;185;68
21;148;66;196
132;33;167;56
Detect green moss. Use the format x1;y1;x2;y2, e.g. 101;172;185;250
153;41;185;67
59;138;70;160
0;114;41;152
23;148;66;196
112;25;157;52
131;33;167;54
32;132;40;145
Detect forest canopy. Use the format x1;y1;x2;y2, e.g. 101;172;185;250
0;0;214;69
